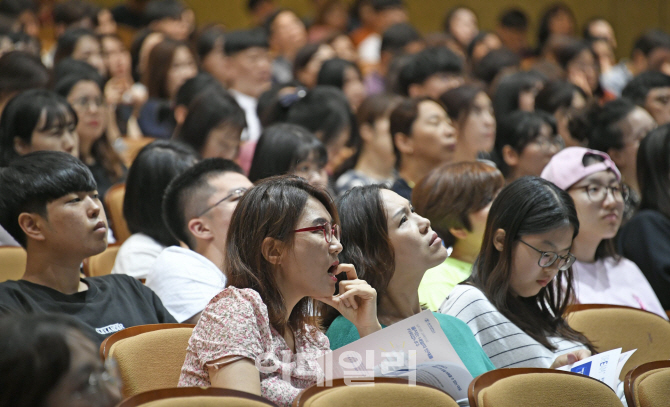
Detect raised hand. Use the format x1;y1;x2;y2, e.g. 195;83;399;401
314;263;382;338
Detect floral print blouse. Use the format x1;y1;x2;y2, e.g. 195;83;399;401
179;287;330;406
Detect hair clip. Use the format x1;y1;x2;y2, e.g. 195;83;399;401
278;87;307;108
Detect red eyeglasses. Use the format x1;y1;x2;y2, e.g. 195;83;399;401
294;222;340;243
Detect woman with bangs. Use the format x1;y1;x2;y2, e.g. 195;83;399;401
249;123;329;190
179;176;381;407
0;89;78;167
439;177;594;370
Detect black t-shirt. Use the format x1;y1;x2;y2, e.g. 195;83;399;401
0;274;177;346
618;209;670;309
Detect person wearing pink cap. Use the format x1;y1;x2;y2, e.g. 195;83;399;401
541;147;667;319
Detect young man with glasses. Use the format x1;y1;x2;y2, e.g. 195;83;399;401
542;147;667;319
150;158;253;323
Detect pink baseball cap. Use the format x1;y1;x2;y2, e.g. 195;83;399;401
541;147;621;190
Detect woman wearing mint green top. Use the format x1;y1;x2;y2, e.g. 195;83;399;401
324;185;495;378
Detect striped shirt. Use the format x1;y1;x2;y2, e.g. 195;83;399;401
438;285;587;369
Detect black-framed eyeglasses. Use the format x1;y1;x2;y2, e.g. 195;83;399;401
196;187;248;217
518;239;576;271
294;222;340;244
570;184;629;203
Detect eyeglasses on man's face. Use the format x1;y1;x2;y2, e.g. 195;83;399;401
518;239;576;271
196;187;248;217
294;222;340;244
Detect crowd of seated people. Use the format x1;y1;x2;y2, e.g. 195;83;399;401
1;0;670;406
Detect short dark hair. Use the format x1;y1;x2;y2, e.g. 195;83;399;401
53;69;105;97
535;79;585;115
0;0;37;16
492;71;546;122
293;42;321;79
371;0;404;11
472;48;520;85
0;89;77;167
578;99;637;153
493;110;557;177
631;29;670;58
0;313;92;407
499;8;528;30
413;162;504;247
285;86;354;149
145;0;185;23
162;158;244;249
52;57;100;85
317;57;361;89
52;0;94;26
174;88;246;157
389;96;431;168
53;27;97;67
223;28;268;56
380;22;422;54
397;46;463;96
537;3;575;50
124;140;198;247
174;72;221;107
440;83;486;124
248;123;327;182
622;71;670;106
0;51;48;97
194;24;225;61
0;151;96;247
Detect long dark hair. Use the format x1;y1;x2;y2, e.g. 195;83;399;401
248;123;327;182
638;124;670;219
469;176;594;352
123;140;198;247
224;175;337;336
54;71;125;183
323;185;395;329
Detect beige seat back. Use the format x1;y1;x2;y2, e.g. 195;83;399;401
83;244;120;277
624;360;670;407
116;387;277;407
104;183;131;244
108;326;194;397
0;246;26;283
567;306;670;380
294;378;458;407
472;369;621;407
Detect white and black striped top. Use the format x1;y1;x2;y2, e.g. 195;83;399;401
438;285;587;369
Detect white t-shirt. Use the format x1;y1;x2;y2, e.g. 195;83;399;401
230;89;261;143
111;233;165;280
572;257;668;320
145;246;226;323
358;33;381;64
439;285;587;369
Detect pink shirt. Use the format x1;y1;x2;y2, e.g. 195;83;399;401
572;257;668;320
179;287;329;406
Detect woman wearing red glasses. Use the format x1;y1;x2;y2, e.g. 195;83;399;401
179;175;380;407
